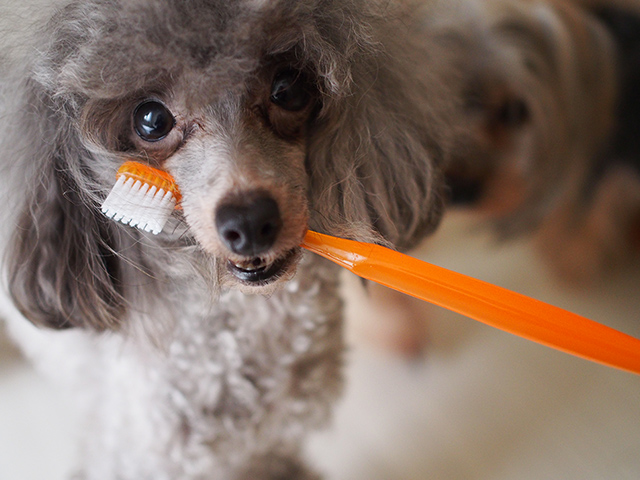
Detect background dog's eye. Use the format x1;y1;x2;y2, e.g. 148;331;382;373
270;70;311;112
497;98;530;128
133;101;175;142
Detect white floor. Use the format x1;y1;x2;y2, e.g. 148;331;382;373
1;213;640;480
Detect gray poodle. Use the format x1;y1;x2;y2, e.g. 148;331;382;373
0;0;463;478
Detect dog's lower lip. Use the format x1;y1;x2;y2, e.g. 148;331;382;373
227;248;299;285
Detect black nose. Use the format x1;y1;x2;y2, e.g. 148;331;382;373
215;194;283;256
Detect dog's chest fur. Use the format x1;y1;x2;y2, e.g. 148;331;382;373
6;252;344;478
160;252;345;435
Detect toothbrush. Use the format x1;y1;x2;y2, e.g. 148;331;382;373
301;231;640;376
102;161;640;375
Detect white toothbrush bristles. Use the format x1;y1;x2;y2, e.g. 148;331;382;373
101;170;178;235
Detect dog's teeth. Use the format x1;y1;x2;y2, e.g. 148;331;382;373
233;258;268;271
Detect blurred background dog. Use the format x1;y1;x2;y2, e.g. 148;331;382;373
364;0;640;355
447;0;640;283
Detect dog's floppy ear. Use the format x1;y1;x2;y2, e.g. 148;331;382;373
305;13;450;251
5;82;128;331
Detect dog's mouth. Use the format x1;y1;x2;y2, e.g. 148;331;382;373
227;248;300;285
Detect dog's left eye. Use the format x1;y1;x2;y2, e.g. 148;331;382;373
270;70;311;112
133;101;175;142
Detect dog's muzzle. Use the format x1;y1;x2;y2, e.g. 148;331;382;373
225;249;299;285
215;192;298;285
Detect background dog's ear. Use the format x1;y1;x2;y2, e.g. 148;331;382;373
5;83;128;331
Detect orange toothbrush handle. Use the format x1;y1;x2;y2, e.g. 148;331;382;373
302;231;640;376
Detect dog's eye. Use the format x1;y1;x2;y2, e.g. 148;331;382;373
270;70;311;112
497;98;530;128
133;101;175;142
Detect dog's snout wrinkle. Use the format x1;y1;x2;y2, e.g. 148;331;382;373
215;194;283;256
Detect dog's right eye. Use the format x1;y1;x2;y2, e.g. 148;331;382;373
133;101;175;142
270;69;311;112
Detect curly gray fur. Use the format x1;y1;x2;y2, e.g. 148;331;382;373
0;0;462;478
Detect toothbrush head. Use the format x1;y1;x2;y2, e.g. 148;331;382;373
101;161;182;235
